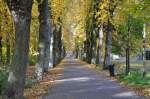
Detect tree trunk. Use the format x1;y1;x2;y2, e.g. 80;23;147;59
57;23;62;62
0;22;2;64
61;42;65;59
97;26;103;65
35;0;52;80
53;22;62;66
3;0;33;98
6;33;10;65
104;20;112;69
126;47;130;75
126;22;130;75
0;36;2;64
49;33;53;68
82;41;87;61
91;29;97;64
53;24;57;66
86;38;92;63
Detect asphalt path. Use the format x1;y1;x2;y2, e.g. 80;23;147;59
42;59;146;99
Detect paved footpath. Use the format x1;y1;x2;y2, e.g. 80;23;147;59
42;59;146;99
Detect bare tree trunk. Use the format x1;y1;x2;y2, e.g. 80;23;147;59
97;26;103;65
57;23;62;62
82;41;87;61
0;22;2;64
35;0;51;80
53;24;57;66
91;29;97;64
3;0;33;98
126;47;130;75
86;38;92;63
6;33;10;65
104;20;112;69
0;36;2;64
53;22;62;66
61;42;65;59
126;21;130;75
49;33;53;68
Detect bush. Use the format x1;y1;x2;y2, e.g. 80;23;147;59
29;55;37;66
0;70;8;95
25;78;36;88
95;64;103;69
112;61;125;75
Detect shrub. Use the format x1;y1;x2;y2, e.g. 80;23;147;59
112;61;125;75
0;70;8;95
29;55;37;66
118;71;150;86
25;78;36;88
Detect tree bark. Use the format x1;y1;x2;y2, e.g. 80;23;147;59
49;33;53;68
6;33;10;65
35;0;52;80
61;42;65;59
126;21;130;75
91;29;97;64
86;38;92;63
53;22;62;66
0;36;2;64
126;47;130;75
0;22;2;64
57;23;62;61
104;20;112;69
97;26;103;65
3;0;33;98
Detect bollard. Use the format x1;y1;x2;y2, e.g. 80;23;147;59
109;64;115;76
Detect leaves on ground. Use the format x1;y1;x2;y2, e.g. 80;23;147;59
24;61;65;99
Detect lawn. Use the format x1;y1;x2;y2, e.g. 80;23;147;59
118;71;150;86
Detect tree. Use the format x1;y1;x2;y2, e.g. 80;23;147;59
51;0;65;65
3;0;33;99
117;16;143;74
35;0;52;80
97;25;104;65
102;0;118;69
113;0;145;74
0;1;13;65
53;18;62;66
84;0;94;63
